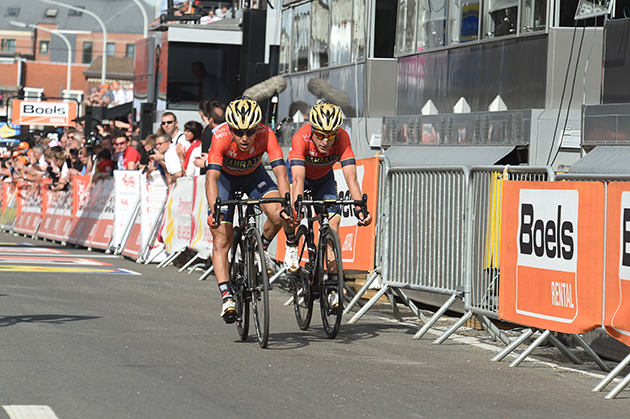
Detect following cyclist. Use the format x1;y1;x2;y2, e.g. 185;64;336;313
284;101;372;306
206;97;293;323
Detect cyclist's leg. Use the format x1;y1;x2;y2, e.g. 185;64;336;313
246;166;286;245
310;170;341;273
212;173;237;321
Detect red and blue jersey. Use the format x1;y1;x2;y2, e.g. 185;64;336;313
208;123;285;176
289;125;356;180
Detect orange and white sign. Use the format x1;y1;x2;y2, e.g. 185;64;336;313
12;100;78;127
276;156;379;272
604;183;630;346
499;181;605;334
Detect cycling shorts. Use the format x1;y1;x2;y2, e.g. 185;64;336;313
216;165;279;223
286;160;339;216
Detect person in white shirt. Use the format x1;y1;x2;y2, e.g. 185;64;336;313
111;81;127;106
152;133;183;186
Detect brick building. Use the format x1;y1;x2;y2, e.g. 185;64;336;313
0;0;152;101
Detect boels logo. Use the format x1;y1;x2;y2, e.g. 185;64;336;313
518;189;577;272
516;189;578;320
12;100;77;127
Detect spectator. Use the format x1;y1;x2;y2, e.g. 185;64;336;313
152;133;183;185
100;84;114;107
78;147;94;176
161;112;187;147
111;81;127;106
125;83;134;103
214;4;229;18
93;149;115;181
197;99;227;174
182;121;203;176
112;133;141;170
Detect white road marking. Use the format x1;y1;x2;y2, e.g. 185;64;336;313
3;405;59;419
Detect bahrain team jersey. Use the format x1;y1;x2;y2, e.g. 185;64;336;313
207;123;285;176
289;125;356;180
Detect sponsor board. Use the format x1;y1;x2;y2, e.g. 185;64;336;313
604;184;630;346
499;181;605;334
11;100;78;127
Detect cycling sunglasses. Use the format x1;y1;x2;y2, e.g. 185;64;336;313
231;127;258;137
313;130;337;141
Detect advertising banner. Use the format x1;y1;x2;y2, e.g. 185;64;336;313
604;183;630;347
141;172;169;262
275;156;379;271
76;179;114;248
48;190;73;242
160;176;193;255
189;175;212;260
122;171;169;262
11;100;78;127
113;171;141;251
499;181;605;334
85;180;116;250
67;179;103;245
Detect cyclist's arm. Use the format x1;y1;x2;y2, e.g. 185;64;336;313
290;164;306;208
205;168;222;226
341;164;372;226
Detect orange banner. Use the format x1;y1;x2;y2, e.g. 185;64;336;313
11;100;78;127
276;156;379;272
499;181;605;333
604;183;630;346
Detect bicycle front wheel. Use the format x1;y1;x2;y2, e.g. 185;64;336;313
230;227;249;341
247;228;270;348
292;225;313;330
319;228;344;339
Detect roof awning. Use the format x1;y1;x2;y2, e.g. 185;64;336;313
569;146;630;175
382;145;517;168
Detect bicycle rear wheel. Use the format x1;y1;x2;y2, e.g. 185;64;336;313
247;228;270;348
319;228;344;339
230;227;249;341
291;225;313;330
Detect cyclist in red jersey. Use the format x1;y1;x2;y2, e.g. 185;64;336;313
205;97;293;323
284;101;372;284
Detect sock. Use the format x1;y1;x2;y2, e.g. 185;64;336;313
286;231;296;246
218;281;233;302
261;234;271;251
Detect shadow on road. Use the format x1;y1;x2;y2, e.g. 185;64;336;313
261;321;413;350
0;314;101;327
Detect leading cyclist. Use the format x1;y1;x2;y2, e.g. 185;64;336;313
284;101;372;306
206;97;292;323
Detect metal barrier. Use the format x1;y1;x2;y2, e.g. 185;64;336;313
348;156;472;341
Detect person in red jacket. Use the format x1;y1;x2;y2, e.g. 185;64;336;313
113;133;141;170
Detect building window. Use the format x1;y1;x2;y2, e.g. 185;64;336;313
69;7;84;16
279;8;292;74
6;7;20;17
45;8;58;17
1;39;16;53
106;42;116;57
39;40;50;55
126;43;135;58
82;41;93;64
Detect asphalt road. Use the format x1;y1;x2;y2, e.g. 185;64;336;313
0;233;626;418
